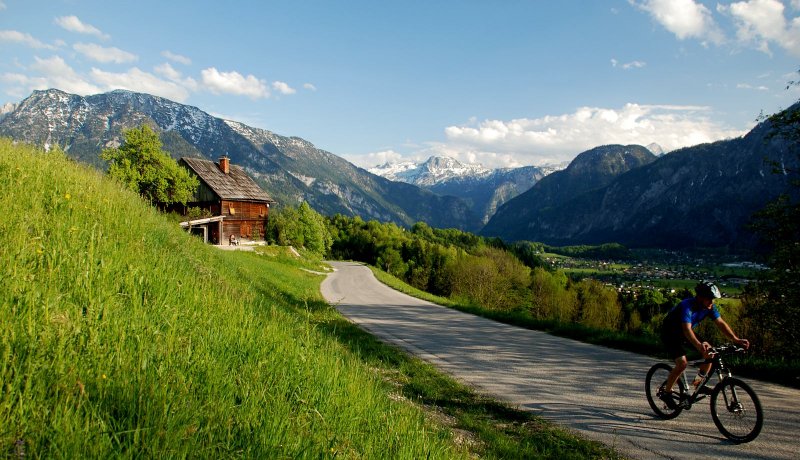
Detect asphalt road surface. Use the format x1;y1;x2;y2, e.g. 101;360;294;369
320;261;800;460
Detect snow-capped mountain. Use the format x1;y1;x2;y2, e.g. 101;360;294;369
646;142;665;156
369;156;491;186
0;102;16;121
370;155;562;224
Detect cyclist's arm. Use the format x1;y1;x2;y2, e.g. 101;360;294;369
713;317;750;349
681;322;711;356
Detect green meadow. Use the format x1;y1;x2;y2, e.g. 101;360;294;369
0;139;462;458
0;140;616;458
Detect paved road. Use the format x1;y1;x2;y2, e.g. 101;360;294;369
320;262;800;459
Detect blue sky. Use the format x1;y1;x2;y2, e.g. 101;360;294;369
1;0;798;168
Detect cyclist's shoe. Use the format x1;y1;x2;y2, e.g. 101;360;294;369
658;386;679;410
697;386;713;396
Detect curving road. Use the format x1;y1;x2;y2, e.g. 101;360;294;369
320;261;800;459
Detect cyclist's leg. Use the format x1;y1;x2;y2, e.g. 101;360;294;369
660;332;688;392
664;355;687;392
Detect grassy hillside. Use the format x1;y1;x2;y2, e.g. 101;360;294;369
0;139;464;458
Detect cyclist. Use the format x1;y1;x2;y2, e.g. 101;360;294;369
658;281;750;408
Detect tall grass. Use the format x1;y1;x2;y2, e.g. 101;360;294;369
0;139;464;458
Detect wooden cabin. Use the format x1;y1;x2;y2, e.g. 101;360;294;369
178;156;275;245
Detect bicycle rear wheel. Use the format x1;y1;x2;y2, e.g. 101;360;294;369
645;363;685;419
710;377;763;443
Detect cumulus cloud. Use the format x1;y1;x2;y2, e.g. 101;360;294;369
73;42;137;63
54;15;109;40
633;0;800;56
200;67;269;99
431;104;746;168
633;0;725;45
0;30;57;49
272;81;296;95
90;67;191;102
12;55;102;95
161;50;192;65
303;83;317;91
154;62;198;91
720;0;800;57
346;149;409;168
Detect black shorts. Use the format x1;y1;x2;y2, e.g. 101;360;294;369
661;332;690;360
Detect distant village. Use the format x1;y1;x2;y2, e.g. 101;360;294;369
542;251;767;297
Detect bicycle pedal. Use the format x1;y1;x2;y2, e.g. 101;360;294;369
697;387;713;396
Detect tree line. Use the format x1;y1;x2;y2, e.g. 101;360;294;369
267;208;683;335
263;196;798;363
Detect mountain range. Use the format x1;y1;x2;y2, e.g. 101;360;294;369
482;113;798;249
0;89;479;231
1;88;796;250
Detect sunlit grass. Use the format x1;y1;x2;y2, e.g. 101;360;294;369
0;139;465;458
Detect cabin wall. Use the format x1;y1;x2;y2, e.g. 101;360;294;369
221;200;269;241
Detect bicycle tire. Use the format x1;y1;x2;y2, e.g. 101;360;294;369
645;363;684;419
710;377;763;443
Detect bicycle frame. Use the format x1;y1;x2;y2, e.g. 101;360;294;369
679;349;735;409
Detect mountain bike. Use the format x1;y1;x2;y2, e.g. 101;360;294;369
645;344;764;443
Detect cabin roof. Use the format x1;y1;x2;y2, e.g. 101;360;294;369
180;157;274;203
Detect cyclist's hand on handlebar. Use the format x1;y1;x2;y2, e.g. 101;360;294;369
701;341;713;358
737;338;750;350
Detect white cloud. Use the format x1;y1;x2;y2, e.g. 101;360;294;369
303;83;317;91
737;82;769;90
73;42;137;64
154;62;198;91
90;67;191;102
23;55;102;95
161;50;192;65
430;104;746;168
200;67;269;99
721;0;800;57
633;0;725;45
611;58;647;70
346;149;408;168
272;81;296;95
0;30;57;50
54;15;109;40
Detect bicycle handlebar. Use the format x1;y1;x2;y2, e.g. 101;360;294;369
709;344;746;355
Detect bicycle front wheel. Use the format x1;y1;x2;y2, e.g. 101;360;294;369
645;363;684;419
710;377;764;443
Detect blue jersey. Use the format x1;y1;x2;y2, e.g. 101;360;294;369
663;297;721;335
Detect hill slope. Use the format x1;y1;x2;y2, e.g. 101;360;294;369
482;111;799;248
0;89;477;230
0;139;462;457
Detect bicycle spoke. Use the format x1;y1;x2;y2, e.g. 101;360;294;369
711;378;763;443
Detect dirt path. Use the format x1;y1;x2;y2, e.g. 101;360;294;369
320;261;800;459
